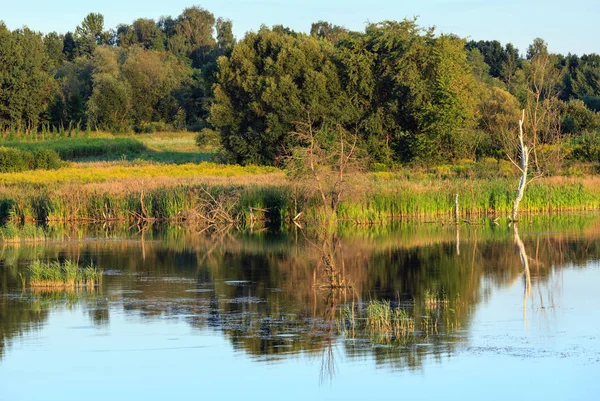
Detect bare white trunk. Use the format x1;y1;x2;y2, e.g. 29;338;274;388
454;193;459;224
512;110;528;222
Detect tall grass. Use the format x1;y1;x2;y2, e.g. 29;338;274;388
2;138;147;160
1;175;600;224
366;300;415;336
24;259;102;288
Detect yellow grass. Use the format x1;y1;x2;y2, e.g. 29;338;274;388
0;162;281;185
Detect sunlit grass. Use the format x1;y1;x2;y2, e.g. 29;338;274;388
0;162;280;185
24;259;102;288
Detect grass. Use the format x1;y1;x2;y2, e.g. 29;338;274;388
2;132;600;224
366;300;415;336
0;223;47;243
0;162;280;185
0;132;215;164
2;138;148;160
23;259;102;288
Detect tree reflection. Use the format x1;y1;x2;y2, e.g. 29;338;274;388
1;217;600;374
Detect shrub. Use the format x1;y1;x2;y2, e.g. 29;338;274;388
0;147;33;172
33;149;62;170
0;147;62;172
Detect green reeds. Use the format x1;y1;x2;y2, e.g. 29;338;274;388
366;300;415;337
24;259;102;288
0;223;46;243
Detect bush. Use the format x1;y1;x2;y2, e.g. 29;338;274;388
0;147;32;172
0;147;62;172
571;132;600;162
32;149;62;170
195;128;220;149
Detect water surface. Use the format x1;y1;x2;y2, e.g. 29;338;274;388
1;218;599;400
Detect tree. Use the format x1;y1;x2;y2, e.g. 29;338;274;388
510;110;530;221
479;87;521;158
62;32;76;61
87;74;131;132
310;21;348;44
210;27;344;165
44;32;65;69
500;43;522;93
0;24;56;131
287;116;363;218
75;13;110;57
169;6;216;67
522;39;563;171
466;40;505;77
117;19;165;51
120;47;191;129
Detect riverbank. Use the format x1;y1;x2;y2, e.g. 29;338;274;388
1;132;600;225
1;169;599;224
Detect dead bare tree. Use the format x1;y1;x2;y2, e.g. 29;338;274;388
287;111;364;222
525;49;563;171
509;110;530;221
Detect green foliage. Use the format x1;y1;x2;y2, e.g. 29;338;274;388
0;24;56;131
210;27;344;165
87;74;132;132
0;147;62;172
570;132;600;162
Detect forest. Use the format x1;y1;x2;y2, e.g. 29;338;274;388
1;6;600;169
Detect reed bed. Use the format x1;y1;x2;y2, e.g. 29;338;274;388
1;163;600;224
24;259;102;288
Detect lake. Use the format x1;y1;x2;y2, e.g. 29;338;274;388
1;217;599;400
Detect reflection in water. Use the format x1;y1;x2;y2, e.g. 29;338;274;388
513;224;532;321
1;216;600;374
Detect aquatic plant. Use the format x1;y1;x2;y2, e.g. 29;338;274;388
366;300;415;336
23;259;102;288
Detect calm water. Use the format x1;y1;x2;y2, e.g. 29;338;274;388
1;218;600;400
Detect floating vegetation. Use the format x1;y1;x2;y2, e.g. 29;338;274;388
23;259;102;288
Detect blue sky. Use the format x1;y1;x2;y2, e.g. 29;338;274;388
2;0;598;55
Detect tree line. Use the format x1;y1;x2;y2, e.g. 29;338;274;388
1;7;599;166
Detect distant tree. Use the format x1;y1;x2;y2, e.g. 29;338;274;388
500;43;522;93
75;13;110;57
87;74;132;132
170;6;216;67
44;32;65;69
526;37;547;60
216;18;235;56
573;54;600;98
522;39;563;170
0;24;56;131
51;57;94;128
466;40;505;77
117;19;165;51
310;21;348;44
62;32;76;61
120;47;191;129
479;87;521;157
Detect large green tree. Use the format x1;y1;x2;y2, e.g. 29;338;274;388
0;24;56;131
210;27;344;165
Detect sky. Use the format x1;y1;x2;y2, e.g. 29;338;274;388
1;0;599;56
